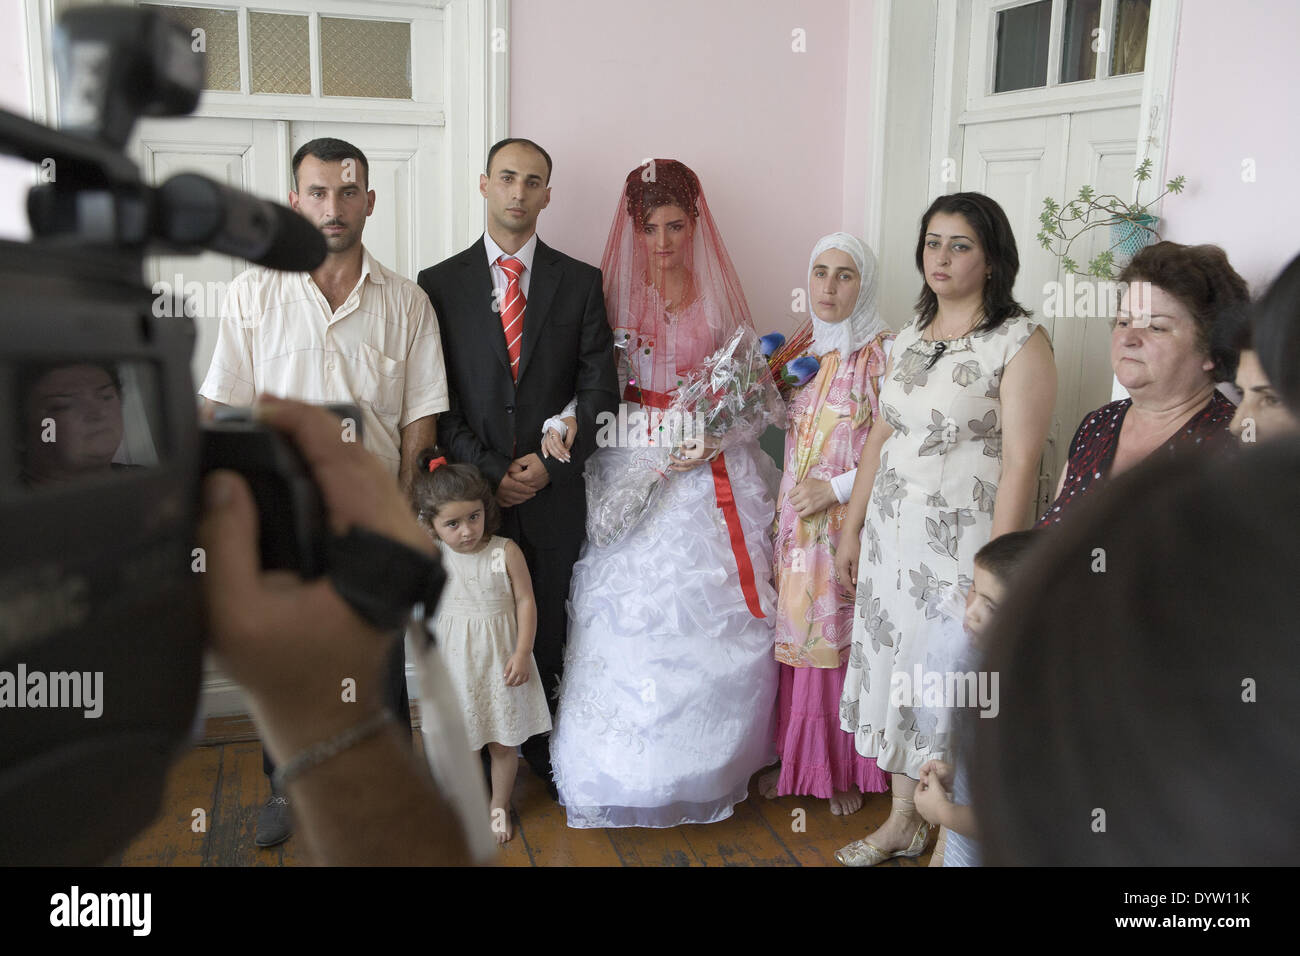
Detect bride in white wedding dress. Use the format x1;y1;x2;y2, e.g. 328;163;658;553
550;159;781;828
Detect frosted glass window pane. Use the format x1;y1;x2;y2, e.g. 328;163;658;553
250;12;310;95
321;18;412;100
141;4;240;92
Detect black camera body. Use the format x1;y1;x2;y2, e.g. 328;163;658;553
0;240;206;864
0;6;339;863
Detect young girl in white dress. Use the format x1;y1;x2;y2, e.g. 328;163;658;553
412;450;552;844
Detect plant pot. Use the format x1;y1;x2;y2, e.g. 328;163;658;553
1111;213;1160;261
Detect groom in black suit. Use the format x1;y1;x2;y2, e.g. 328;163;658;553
417;139;618;789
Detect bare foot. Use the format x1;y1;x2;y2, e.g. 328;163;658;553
757;766;781;799
490;802;514;845
828;789;863;816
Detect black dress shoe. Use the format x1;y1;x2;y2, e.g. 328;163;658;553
254;791;293;847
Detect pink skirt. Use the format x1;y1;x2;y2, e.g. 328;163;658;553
774;661;889;798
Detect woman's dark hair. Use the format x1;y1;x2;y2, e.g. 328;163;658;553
913;192;1029;334
972;530;1041;588
1118;241;1250;382
1229;306;1254;355
971;440;1300;864
1253;251;1300;412
410;448;500;537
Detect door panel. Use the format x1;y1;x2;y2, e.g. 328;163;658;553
1055;107;1138;480
132;116;284;390
961;116;1062;321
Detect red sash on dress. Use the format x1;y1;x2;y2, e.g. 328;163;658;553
623;383;765;619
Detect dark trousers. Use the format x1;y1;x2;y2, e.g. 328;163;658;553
263;636;412;781
499;509;581;784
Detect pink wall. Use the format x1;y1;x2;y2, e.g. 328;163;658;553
510;0;868;336
1162;0;1300;292
840;0;875;237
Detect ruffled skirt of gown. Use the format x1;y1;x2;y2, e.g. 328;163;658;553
551;441;781;828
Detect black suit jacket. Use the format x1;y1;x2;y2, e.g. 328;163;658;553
417;237;618;547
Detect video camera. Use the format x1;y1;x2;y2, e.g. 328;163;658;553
0;6;414;864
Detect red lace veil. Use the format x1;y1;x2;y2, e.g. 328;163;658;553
599;159;755;394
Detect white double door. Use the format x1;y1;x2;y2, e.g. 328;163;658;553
959;104;1138;507
131;116;444;392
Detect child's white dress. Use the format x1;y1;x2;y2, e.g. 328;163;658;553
435;535;552;750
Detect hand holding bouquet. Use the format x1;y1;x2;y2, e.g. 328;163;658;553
587;326;787;547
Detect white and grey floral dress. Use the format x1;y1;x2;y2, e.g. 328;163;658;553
840;314;1045;778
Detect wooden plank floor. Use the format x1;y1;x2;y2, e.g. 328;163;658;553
114;735;934;867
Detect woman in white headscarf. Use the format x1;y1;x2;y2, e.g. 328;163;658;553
760;233;895;815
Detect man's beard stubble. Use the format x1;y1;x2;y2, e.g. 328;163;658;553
321;218;361;253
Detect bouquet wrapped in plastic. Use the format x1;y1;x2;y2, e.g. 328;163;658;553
586;326;787;548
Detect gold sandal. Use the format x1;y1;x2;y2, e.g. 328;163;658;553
834;822;930;867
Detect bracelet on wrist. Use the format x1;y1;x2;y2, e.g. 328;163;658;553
271;709;396;792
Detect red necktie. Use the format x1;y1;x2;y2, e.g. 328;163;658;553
498;256;525;382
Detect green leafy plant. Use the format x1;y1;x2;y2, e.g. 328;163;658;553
1037;159;1187;278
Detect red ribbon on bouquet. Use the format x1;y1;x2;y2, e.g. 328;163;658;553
624;384;765;619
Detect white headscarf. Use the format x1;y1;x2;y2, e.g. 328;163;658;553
808;232;888;361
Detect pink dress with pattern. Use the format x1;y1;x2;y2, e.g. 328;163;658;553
770;333;893;798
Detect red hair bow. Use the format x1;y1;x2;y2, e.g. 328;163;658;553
426;456;447;473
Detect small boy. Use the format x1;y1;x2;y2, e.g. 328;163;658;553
916;530;1039;867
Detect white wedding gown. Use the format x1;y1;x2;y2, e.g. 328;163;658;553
551;430;781;828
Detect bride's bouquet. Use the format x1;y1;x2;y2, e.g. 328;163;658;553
587;326;787;548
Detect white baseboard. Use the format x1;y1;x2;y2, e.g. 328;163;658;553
198;658;422;720
199;672;253;719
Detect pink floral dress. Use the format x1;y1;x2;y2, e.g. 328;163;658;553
772;333;893;667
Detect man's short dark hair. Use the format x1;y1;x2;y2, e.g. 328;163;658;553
485;138;552;184
292;138;370;190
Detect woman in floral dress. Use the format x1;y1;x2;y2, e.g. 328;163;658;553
832;193;1057;865
764;233;893;815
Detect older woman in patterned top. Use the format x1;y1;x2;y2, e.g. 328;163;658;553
1037;242;1249;528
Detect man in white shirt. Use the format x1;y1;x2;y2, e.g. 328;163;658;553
199;137;448;847
200;138;446;493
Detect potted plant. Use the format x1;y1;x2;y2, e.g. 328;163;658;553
1037;159;1186;278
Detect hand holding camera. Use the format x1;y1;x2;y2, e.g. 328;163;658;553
199;396;430;755
199;396;468;865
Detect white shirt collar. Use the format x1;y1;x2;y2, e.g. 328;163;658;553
305;244;383;297
359;245;385;284
484;231;538;274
